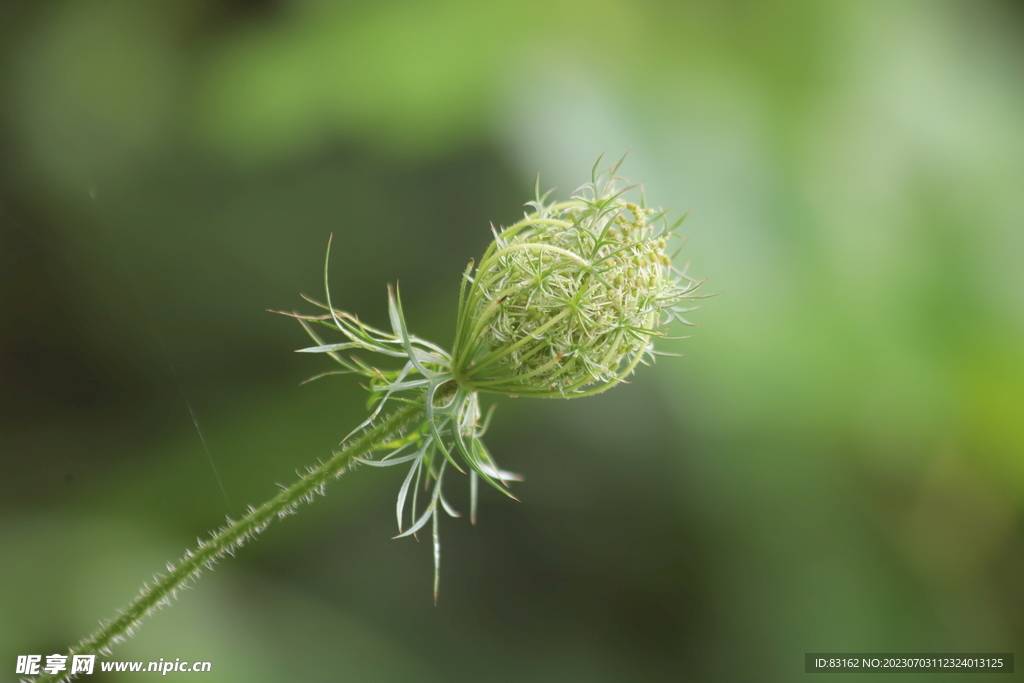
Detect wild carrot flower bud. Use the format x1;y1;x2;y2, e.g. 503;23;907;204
451;161;703;398
290;158;704;601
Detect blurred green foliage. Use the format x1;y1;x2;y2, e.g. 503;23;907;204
2;0;1023;681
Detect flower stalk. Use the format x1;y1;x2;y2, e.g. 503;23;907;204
28;404;423;683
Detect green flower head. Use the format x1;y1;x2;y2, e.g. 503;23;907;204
452;158;703;397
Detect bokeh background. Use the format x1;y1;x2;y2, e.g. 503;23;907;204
3;1;1024;681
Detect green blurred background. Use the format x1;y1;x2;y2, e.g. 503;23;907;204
2;1;1024;681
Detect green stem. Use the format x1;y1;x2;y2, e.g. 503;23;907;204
31;403;424;683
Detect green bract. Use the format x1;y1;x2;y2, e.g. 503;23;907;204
290;159;704;600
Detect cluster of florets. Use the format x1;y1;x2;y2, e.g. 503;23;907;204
451;174;701;398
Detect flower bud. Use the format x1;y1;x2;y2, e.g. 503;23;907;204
450;167;701;398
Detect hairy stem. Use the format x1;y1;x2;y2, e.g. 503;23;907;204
30;403;423;683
